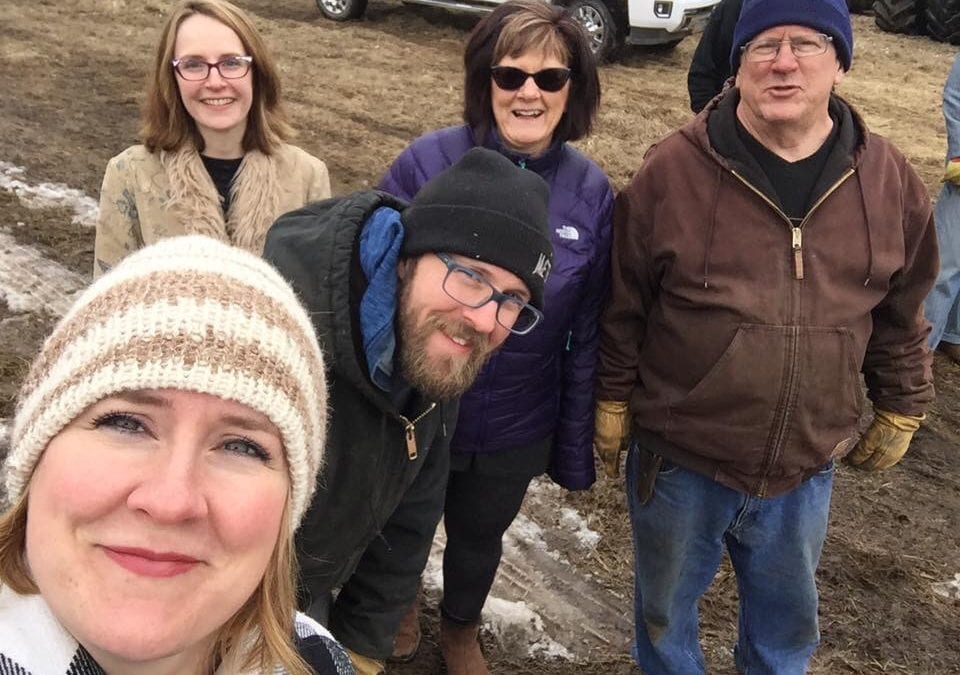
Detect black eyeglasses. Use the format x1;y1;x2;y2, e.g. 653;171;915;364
436;254;543;335
490;66;571;93
172;55;253;81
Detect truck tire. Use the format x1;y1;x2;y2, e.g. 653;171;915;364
926;0;960;43
316;0;367;21
874;0;924;34
847;0;874;12
568;0;622;62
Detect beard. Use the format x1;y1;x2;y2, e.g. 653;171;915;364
396;281;495;401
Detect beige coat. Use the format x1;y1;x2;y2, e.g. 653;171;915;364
94;143;331;276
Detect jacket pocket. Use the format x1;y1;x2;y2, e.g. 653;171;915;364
663;324;861;476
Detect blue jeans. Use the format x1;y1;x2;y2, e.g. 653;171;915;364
925;182;960;347
626;441;833;675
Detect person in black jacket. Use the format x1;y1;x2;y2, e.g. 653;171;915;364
263;148;554;675
687;0;744;113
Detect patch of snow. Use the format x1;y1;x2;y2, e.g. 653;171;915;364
0;161;99;227
506;513;547;549
0;231;87;316
0;419;8;454
558;507;601;550
422;522;445;592
932;573;960;600
482;596;574;660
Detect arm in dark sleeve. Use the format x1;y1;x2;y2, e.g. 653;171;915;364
862;160;938;416
687;0;742;113
548;187;614;490
596;167;658;402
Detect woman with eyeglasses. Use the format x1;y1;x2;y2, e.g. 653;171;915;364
93;0;330;277
379;1;612;672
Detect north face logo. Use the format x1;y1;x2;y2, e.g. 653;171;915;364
556;225;579;240
532;253;551;280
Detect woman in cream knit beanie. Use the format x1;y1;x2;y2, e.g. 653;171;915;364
0;236;343;675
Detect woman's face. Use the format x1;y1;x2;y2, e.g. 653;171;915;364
173;13;254;152
490;48;571;157
25;389;289;671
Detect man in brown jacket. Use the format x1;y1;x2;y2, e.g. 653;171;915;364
594;0;937;672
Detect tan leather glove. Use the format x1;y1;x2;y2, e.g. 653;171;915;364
845;409;924;471
944;158;960;186
345;648;386;675
594;400;629;478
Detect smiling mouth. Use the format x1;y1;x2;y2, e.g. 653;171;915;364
512;110;543;119
201;98;235;107
103;546;202;578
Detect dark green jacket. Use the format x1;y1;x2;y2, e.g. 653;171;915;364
264;191;459;606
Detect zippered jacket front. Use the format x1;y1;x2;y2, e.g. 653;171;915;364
597;90;937;497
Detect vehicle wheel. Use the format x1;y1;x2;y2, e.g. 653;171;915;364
846;0;874;12
874;0;925;34
926;0;960;43
568;0;622;62
316;0;367;21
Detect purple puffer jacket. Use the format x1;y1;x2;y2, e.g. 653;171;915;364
380;126;613;490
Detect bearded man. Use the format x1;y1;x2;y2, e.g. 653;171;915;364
264;148;553;674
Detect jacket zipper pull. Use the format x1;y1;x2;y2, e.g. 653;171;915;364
792;227;804;280
405;422;417;460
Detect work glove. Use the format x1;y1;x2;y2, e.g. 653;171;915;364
594;400;629;478
943;158;960;186
845;409;924;471
345;648;386;675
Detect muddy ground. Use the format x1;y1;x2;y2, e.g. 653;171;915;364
1;0;958;673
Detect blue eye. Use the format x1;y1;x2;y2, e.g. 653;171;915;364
224;437;271;462
92;412;145;434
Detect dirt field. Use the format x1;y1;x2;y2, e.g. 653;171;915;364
1;0;958;673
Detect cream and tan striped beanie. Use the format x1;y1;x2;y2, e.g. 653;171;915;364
4;235;327;531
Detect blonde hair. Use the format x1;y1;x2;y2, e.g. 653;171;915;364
140;0;293;154
0;490;311;675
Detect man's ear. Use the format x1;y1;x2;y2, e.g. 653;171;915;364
834;60;845;87
396;257;413;280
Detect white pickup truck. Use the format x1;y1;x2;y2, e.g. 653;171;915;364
315;0;720;61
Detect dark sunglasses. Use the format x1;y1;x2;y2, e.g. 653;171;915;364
490;66;571;92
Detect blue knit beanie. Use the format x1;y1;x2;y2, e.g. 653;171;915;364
730;0;853;73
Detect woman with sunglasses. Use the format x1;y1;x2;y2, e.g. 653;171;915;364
93;0;330;277
379;1;612;672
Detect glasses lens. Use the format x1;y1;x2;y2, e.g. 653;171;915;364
491;66;570;92
505;304;539;334
490;66;528;91
218;56;250;78
176;59;209;80
444;266;491;307
532;68;571;92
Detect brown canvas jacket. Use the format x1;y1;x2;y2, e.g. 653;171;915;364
94;143;331;277
597;91;937;497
